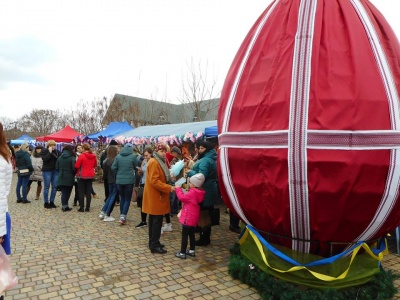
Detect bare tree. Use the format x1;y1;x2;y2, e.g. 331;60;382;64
0;117;19;140
179;58;220;122
64;97;110;135
17;109;65;137
0;117;15;130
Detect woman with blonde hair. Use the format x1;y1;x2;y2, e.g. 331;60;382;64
75;143;97;212
15;143;34;203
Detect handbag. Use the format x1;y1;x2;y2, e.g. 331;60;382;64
198;210;211;228
211;207;220;226
0;246;18;293
131;189;138;202
17;168;30;176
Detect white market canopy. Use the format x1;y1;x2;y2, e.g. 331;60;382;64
112;120;217;145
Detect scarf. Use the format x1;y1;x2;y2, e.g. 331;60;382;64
153;152;171;183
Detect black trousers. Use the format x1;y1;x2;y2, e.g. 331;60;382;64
77;179;93;210
60;185;73;207
73;182;79;203
181;225;196;253
148;214;163;249
229;210;240;227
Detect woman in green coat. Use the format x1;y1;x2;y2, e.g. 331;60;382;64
55;145;76;212
187;140;218;246
15;143;34;203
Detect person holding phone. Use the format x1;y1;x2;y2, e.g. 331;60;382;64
41;140;61;209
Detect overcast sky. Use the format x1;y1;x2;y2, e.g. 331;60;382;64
0;0;399;121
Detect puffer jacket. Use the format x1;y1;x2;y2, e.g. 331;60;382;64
111;147;137;185
15;149;34;176
187;149;218;208
30;153;43;181
0;157;12;237
75;151;97;179
56;150;76;186
176;187;205;227
41;148;61;171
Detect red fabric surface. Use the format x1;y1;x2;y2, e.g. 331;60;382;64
36;125;82;143
218;0;400;256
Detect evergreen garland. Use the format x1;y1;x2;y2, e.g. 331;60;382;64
228;243;399;300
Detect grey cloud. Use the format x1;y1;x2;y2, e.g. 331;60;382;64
0;36;55;88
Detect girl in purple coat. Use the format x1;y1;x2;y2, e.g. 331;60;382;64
175;173;206;259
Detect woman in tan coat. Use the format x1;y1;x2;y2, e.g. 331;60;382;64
142;143;175;254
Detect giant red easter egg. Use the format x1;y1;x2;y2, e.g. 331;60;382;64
218;0;400;256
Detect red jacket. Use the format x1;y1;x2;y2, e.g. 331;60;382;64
176;187;205;227
75;152;97;179
165;152;174;168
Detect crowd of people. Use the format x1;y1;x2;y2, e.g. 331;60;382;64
8;135;240;259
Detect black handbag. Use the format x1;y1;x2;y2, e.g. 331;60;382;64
17;168;30;176
211;207;220;226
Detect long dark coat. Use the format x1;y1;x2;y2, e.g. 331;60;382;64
56;150;76;186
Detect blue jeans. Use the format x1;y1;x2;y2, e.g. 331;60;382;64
102;184;118;216
42;170;59;203
117;184;133;219
16;175;30;201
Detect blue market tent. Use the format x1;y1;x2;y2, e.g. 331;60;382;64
10;134;35;145
205;125;218;137
87;121;134;141
115;120;217;139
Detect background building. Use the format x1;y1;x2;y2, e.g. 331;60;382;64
103;93;219;127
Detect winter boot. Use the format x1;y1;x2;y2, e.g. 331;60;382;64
85;198;91;212
195;227;211;246
35;185;42;200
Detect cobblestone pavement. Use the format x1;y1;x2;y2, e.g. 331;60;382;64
6;174;260;300
5;174;400;299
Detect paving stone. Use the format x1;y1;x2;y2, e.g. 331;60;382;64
14;175;400;299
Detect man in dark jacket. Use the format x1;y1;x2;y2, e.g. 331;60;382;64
41;140;61;209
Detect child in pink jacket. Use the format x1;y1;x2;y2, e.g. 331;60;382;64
175;173;206;259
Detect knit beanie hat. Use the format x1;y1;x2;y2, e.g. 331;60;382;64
109;140;118;145
190;173;205;188
171;146;181;155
